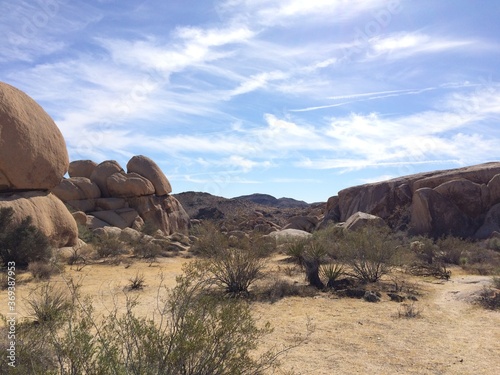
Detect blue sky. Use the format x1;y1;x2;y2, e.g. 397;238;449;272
1;0;500;203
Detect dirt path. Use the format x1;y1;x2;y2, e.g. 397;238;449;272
1;262;499;374
254;272;500;375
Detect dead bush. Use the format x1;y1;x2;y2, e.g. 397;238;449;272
28;261;61;280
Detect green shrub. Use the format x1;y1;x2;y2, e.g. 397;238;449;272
285;239;308;265
339;226;400;283
0;207;52;268
94;234;126;258
320;263;344;287
26;282;72;325
133;241;162;259
436;236;471;265
28;261;61;280
77;223;96;243
189;221;228;256
200;248;264;296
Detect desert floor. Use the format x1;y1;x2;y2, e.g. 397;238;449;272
1;256;499;375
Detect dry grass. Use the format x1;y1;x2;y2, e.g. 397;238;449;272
1;258;498;375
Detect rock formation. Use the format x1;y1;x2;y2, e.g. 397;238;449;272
0;81;77;247
53;156;189;235
321;162;500;239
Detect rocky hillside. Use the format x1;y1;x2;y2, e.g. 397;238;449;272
174;191;323;231
322;162;500;239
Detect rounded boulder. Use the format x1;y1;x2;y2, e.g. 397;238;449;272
127;155;172;196
0;82;69;191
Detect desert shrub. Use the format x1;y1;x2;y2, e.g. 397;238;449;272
487;237;500;252
409;236;438;264
493;276;500;289
140;220;158;236
249;232;277;258
407;262;451;280
28;261;61;280
190;221;228;256
302;242;329;289
311;223;344;257
256;277;317;303
436;236;471;265
339;226;400;283
26;282;72;325
0;207;52;268
285;239;309;265
77;223;96;244
127;272;146;290
477;286;500;310
320;263;344;288
200;247;264;295
4;266;290;375
94;234;126;258
397;302;422;318
133;241;162;259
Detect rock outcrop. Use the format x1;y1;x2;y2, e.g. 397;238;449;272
53;156;189;235
321;162;500;239
0;81;77;247
0;82;69;191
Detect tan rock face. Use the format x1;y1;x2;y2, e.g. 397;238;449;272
127;155;172;195
52;177;101;201
107;172;155;198
89;160;124;198
68;160;97;179
0;191;78;247
0;82;69;191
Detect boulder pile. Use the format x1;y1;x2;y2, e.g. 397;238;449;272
0;81;78;247
321;162;500;239
53;155;189;235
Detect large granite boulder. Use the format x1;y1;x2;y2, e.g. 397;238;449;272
409;188;475;238
68;160;97;179
0;82;69;191
321;162;500;238
343;211;386;231
107;172;155;198
127;155;172;196
0;192;77;247
89;160;124;198
52;177;101;201
127;195;189;234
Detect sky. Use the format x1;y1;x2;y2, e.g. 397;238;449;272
1;0;500;203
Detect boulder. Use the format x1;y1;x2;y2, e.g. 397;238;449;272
487;174;500;207
96;198;127;211
107;172;155;198
409;188;475;238
86;215;111;230
72;211;87;226
66;199;96;212
0;81;69;191
283;215;319;233
0;191;77;247
119;227;143;243
89;160;124;198
90;210;128;229
93;226;122;239
115;208;141;227
127;155;172;196
343;211;386;231
126;195;189;234
52;177;101;201
474;203;500;239
68;160;98;179
267;229;312;243
434;178;489;218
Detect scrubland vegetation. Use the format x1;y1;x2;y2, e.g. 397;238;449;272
1;208;500;373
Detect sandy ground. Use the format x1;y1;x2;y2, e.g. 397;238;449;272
1;258;499;375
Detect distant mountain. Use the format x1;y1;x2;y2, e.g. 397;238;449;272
173;191;318;227
234;193;309;208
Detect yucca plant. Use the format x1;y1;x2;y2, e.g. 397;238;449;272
320;263;344;288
